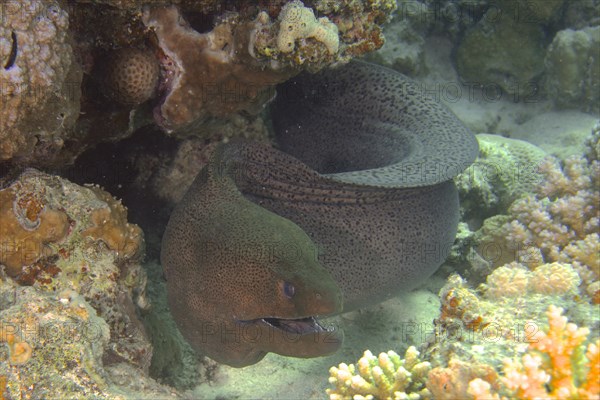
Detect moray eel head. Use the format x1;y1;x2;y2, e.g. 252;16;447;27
161;160;343;367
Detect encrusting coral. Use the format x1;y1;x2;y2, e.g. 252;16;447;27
142;0;396;134
0;0;82;164
0;186;69;278
82;186;144;261
0;282;111;398
141;5;297;133
277;1;340;55
327;346;432;399
0;169;150;372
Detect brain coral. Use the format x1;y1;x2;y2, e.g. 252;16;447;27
101;48;159;106
0;0;82;163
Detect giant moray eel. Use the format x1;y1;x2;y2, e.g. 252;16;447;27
161;61;478;367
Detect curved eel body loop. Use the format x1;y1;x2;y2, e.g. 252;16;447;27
161;61;478;367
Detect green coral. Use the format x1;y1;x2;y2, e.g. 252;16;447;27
455;11;547;96
456;134;548;222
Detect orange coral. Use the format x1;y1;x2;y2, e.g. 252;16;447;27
427;358;500;400
2;332;33;365
0;186;69;277
502;305;600;399
82;186;144;261
437;275;488;332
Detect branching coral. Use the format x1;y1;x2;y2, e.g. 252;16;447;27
485;262;581;299
476;134;600;301
327;346;432;399
477;305;600;400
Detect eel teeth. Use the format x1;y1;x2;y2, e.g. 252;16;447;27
261;316;330;334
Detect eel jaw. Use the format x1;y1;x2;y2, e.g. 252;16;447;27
261;316;331;334
237;315;334;335
236;315;344;359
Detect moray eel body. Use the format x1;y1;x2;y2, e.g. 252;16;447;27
161;61;478;367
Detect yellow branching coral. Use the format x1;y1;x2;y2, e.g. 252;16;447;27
484;262;581;299
327;346;432;400
502;305;600;399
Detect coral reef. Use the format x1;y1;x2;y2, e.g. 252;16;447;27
277;1;339;55
475;137;600;300
429;271;598;374
0;170;151;378
467;306;599;400
455;10;547;96
0;186;69;278
141;5;296;133
82;186;144;261
142;1;395;134
501;306;599;399
327;346;432;399
1;0;394;166
0;0;82;164
456;134;549;222
0;282;111;398
326;305;598;400
100;48;160;106
545;26;600;113
0;280;177;399
427;358;500;400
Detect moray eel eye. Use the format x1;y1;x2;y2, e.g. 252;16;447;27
282;281;296;299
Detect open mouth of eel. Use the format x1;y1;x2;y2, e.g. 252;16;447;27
240;316;333;335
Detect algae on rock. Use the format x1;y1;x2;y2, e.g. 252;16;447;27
0;170;174;398
545;26;600;113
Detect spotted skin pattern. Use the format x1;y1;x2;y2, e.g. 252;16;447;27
161;61;478;367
